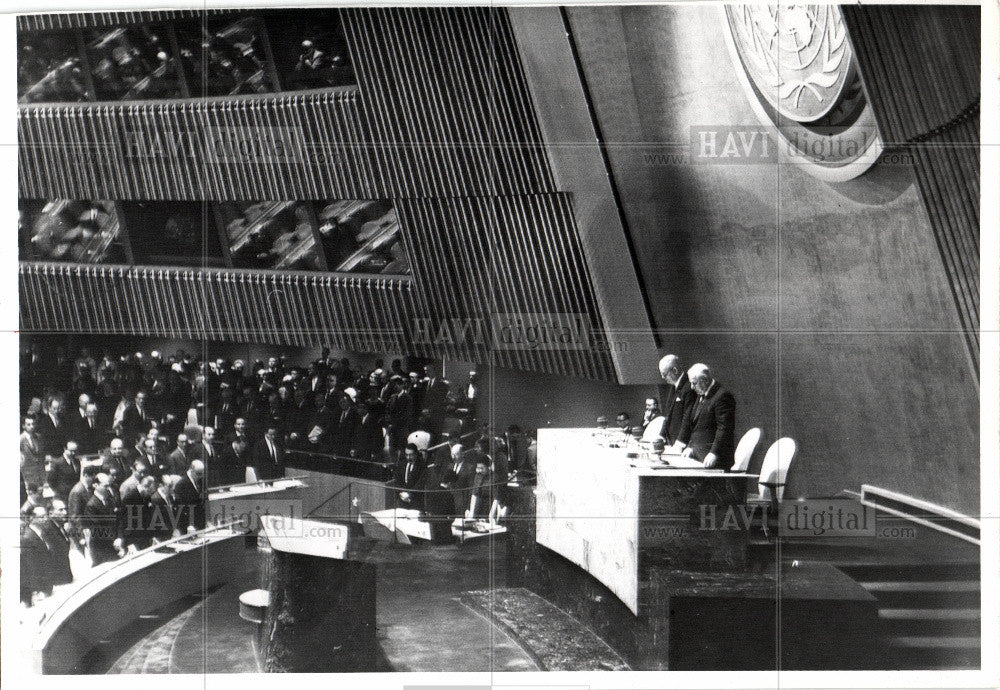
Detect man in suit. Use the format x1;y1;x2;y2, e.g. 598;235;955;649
40;499;74;589
67;464;99;548
219;436;251;485
390;443;426;508
21;509;52;604
352;401;384;462
330;393;359;457
167;434;193;476
47;441;82;503
20;415;47;494
658;354;697;444
251;426;285;481
84;474;124;566
677;363;736;470
122;474;158;551
173;460;206;533
193;425;218;468
75;402;106;454
37;396;68;455
421;365;450;434
122;390;154;441
68;393;92;441
103;438;132;486
442;443;478;516
149;476;182;542
385;378;413;461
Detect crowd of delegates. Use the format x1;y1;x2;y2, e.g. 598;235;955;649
19;342;513;603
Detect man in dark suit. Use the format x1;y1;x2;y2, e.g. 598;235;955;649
84;475;124;566
351;401;384;462
677;363;736;470
442;443;478;517
149;476;182;542
167;434;193;476
122;474;158;551
421;365;450;434
330;394;359;456
390;443;426;508
122;390;155;441
20;415;47;494
251;426;285;481
76;403;106;454
658;354;696;444
172;460;206;533
385;378;413;460
67;464;99;547
21;510;52;604
40;499;74;588
103;438;133;486
47;441;82;504
37;396;68;455
219;436;252;485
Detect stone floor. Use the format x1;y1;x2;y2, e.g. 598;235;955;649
104;535;539;673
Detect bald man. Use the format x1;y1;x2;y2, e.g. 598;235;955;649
658;354;696;444
676;364;736;470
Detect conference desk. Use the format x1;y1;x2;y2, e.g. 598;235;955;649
28;525;244;674
509;428;879;670
535;428;756;614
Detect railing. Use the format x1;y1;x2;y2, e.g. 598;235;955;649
19;261;414;352
33;520;242;638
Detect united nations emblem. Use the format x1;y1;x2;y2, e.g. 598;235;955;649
723;4;883;181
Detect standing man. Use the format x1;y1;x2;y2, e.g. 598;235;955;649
251;426;285;481
676;364;736;470
84;473;124;566
47;441;82;504
658;354;696;444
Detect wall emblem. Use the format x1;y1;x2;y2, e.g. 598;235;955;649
723;5;883;181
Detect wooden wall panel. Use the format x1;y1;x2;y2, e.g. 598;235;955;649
842;5;981;375
396;194;616;381
341;7;554;198
19;262;414;353
17;91;377;201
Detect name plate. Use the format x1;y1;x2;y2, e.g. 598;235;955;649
260;516;349;559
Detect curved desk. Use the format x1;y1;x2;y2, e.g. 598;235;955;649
535;428;756;614
30;525;245;674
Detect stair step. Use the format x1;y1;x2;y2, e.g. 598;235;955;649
860;580;979;592
890;636;981;650
880;608;979;621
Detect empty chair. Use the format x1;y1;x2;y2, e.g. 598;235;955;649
757;438;797;503
732;427;762;473
641;415;667;442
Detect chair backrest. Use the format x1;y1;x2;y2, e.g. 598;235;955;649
641;416;667;442
245;466;258;484
758;438;796;501
732;427;762;472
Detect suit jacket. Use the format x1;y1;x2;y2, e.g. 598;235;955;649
250;438;285;481
122;405;154;440
391;456;426;507
75;419;107;455
37;412;68;455
659;374;696;444
677;382;736;469
20;431;47;489
330;408;360;456
83;493;122;562
217;446;251;486
39;518;74;586
67;481;93;536
120;486;153;548
47;457;81;502
352;413;384;461
167;447;191;476
171;473;205;532
21;524;51;599
149;490;182;541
